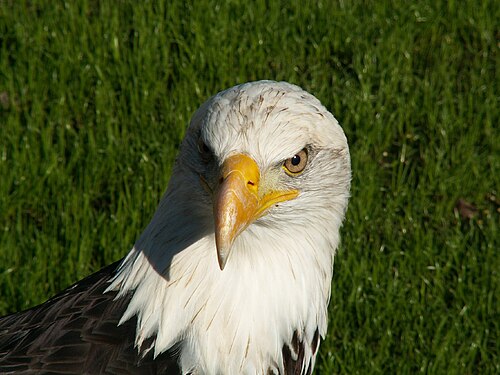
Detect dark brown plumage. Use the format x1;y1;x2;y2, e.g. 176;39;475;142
0;262;179;374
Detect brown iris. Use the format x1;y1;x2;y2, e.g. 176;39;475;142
283;149;308;175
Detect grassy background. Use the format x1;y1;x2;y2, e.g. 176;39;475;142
0;0;498;373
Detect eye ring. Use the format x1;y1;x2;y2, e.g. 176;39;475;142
283;149;308;175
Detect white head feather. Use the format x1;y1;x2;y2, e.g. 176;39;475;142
108;81;351;374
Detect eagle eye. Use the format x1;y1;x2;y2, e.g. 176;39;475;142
283;149;308;175
197;138;212;162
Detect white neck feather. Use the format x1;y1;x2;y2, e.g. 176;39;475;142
107;181;339;374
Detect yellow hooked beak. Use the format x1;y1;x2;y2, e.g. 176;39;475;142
214;154;299;270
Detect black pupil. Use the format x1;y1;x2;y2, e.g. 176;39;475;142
200;141;209;153
291;155;301;166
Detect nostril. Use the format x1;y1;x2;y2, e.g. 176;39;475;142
247;180;255;186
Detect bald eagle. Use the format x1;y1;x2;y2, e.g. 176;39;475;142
0;81;351;374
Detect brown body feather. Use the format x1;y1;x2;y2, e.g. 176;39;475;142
0;261;180;374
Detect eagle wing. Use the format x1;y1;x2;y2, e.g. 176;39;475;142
0;261;180;374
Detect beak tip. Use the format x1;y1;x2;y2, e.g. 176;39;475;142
217;249;228;270
215;220;234;271
218;260;226;271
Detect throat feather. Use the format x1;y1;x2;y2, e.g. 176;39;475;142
109;227;333;374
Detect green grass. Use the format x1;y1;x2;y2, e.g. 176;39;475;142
0;0;498;373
